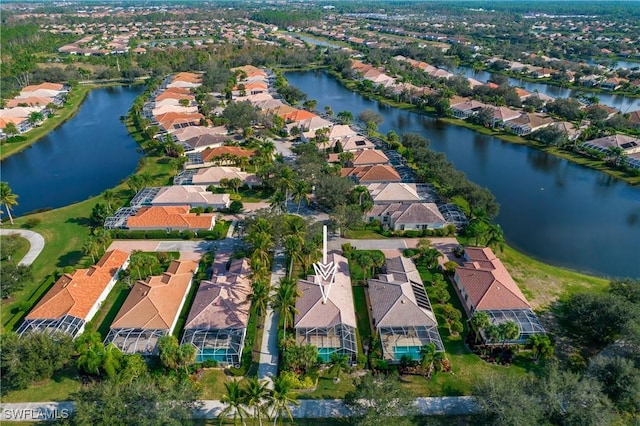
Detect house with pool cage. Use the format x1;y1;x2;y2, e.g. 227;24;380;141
368;256;444;362
104;260;198;355
453;247;545;344
294;252;358;363
181;258;252;366
17;250;130;339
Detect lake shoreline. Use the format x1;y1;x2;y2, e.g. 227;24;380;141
313;67;639;187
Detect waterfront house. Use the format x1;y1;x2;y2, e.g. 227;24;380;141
181;258;252;366
368;256;444;362
367;202;447;231
17;250;130;338
342;164;402;184
126;205;215;231
105;260;198;354
505;113;555;136
453;247;545;344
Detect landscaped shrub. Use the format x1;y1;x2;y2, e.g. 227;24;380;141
181;231;195;240
404;230;422;238
202;359;218;368
403;248;418;258
228;366;245;376
279;371;316;389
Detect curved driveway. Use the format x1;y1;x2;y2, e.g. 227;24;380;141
0;229;45;266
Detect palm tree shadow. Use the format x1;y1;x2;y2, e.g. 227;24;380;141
56;250;84;268
66;216;93;227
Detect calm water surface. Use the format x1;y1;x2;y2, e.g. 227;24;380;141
2;85;143;216
286;70;640;278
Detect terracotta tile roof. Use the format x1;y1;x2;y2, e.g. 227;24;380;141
201;146;257;162
110;260;198;330
155;111;204;123
184;258;252;330
341;165;402;183
6;96;54;108
366;183;423;203
506;113;555;129
127;205;215;230
192;166;260;186
455;247;531;311
21;82;65;93
280;109;317;122
26;250;129;321
294;253;357;329
172;72;203;83
231;65;268;78
351;149;389;166
628;110;640;126
151;185;230;208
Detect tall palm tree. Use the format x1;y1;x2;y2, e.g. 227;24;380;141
250;279;271;318
82;238;100;263
270;375;300;425
245;377;270;426
102;189;116;213
528;333;553;361
219;381;248;426
93;228;112;252
291;181;310;213
499;321;520;348
249;231;274;269
272;277;299;337
0;182;19;225
284;235;303;277
469;311;490;343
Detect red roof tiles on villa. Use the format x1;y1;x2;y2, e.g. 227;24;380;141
26;250;129;321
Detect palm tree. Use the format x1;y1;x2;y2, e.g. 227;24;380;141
28;111;44;126
528;333;552;361
469;311;490;343
284;235;303;277
0;182;19;225
248;231;274;269
269;190;287;214
324;105;333;117
291;181;310;213
270;374;300;425
485;224;505;252
498;321;520;348
419;343;444;376
93;228;112;251
328;352;349;382
250;279;271;318
272;277;299;338
82;238;100;263
245;377;270;426
4;122;19;137
102;189;116;213
484;324;502;346
219;381;248;426
229;177;243;194
128;250;145;280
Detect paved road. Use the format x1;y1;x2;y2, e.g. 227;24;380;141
1;397;478;421
0;229;45;266
257;251;286;384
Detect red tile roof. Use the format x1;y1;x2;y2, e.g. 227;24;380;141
127;206;214;230
26;250;129;320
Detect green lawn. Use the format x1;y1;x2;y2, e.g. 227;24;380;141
0;366;80;403
92;280;131;339
0;86;91;160
1;234;30;264
198;369;231;400
343;229;388;239
352;286;372;352
295;374;356;400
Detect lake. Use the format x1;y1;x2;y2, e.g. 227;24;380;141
2;85;143;216
286;70;640;278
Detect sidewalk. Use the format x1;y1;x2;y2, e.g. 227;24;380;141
257;251;287;384
1;397;479;422
0;229;45;266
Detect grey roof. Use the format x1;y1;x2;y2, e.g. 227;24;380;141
294;253;357;329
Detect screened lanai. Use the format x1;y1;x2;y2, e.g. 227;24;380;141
104;328;167;355
182;328;246;366
483;309;546;344
296;323;358;362
181;258;252;367
17;315;85;338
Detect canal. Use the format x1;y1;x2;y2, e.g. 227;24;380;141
286;70;640;278
2;85;143;216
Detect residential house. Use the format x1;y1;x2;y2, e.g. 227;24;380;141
143;185;230;209
585;104;619;120
200;146;257;164
450;99;489;119
182;134;233;152
600;77;625;90
342;165;402;184
17;250;130;338
328;149;389;166
505;113;555;136
104;260;198;354
172;125;228;143
581;134;640;156
181;258;252;366
328;135;376;152
294;253;358;363
368;257;444;362
367;202;447;231
628;110;640;129
366;182;431;204
190;166;260;188
453;247;545;344
126;205;215;231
